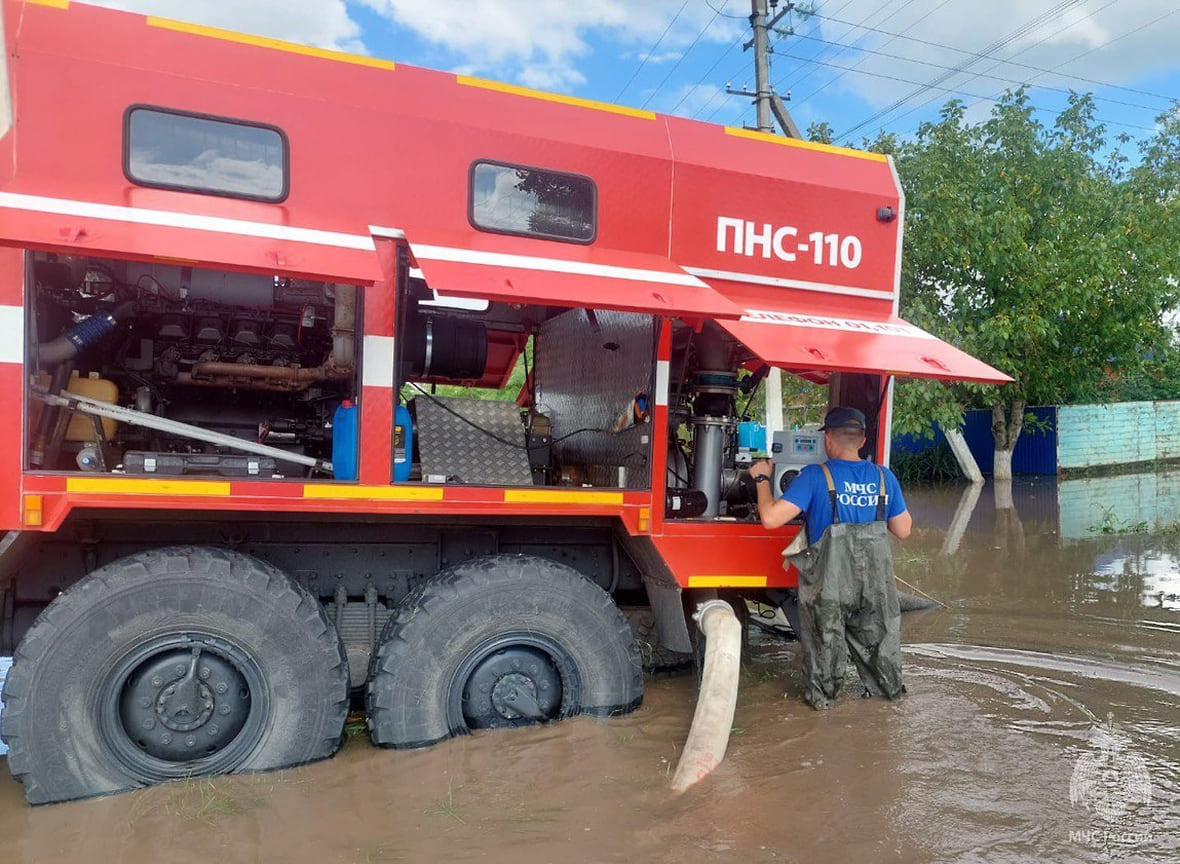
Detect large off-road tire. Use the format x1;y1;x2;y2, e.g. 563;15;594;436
366;554;643;749
0;546;349;804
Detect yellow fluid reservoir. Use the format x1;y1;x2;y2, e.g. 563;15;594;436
65;371;119;442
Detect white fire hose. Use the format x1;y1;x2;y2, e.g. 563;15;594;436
670;599;742;793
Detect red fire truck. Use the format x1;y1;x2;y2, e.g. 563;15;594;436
0;0;1007;803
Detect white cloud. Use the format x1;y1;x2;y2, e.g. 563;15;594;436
358;0;744;92
85;0;367;53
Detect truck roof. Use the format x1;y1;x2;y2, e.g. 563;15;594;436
0;0;1009;384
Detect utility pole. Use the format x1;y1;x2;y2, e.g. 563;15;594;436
727;1;806;436
727;0;802;138
750;0;775;133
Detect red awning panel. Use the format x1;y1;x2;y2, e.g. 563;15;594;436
406;228;742;318
0;190;383;283
713;281;1011;384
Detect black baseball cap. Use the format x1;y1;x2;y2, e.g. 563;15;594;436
819;406;866;432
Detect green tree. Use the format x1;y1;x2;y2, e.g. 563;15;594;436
881;91;1179;478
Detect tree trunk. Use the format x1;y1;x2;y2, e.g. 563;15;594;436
993;479;1026;562
993;448;1014;482
991;399;1026;481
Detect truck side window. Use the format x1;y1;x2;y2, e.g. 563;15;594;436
469;161;596;243
124;106;289;202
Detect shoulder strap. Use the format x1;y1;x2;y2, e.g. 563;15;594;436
875;465;888;521
820;463;838;525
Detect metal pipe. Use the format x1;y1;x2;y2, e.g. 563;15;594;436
35;390;332;473
690;419;726;518
183;362;343;386
670;599;742;794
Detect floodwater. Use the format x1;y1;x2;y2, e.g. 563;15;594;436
2;474;1179;863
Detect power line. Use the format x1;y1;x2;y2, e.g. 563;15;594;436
781;0;896;97
704;0;749;20
1016;4;1180;93
790;0;944;106
641;0;730;109
809;6;1175;104
876;0;1168;141
672;34;742;113
767;49;1155;134
614;0;692;102
786;29;1162;113
870;0;1116;139
838;0;1087;138
775;0;863;83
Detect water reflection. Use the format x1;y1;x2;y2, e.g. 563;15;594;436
907;469;1180;612
1092;545;1180;611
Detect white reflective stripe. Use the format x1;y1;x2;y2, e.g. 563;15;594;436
683;266;895;301
413;244;707;287
369;225;407;240
655;359;671;406
362;335;396;388
740;309;935;339
0;305;22;364
0;192;376;250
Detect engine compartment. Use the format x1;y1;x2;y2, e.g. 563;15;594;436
27;252;357;478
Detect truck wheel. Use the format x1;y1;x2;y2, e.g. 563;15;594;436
366;554;643;749
0;546;348;804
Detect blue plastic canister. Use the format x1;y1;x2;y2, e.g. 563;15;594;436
393;403;413;482
737;421;767;452
332;400;359;481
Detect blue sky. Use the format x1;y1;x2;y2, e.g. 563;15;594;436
94;0;1180;150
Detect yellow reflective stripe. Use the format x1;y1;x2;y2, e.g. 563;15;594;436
457;76;655;120
28;0;69;9
66;477;230;496
687;576;768;588
147;18;397;71
504;489;625;505
724;127;888;162
303;484;444;501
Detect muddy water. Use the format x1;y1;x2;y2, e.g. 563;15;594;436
2;476;1178;863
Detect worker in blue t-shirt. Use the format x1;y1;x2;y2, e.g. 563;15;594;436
748;406;912;709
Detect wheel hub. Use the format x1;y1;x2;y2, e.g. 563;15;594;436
489;671;539;719
118;646;251;763
460;645;563;729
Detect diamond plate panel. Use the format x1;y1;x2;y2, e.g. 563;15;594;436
414;395;534;486
535;309;654;488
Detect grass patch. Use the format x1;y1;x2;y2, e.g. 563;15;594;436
893;547;933;567
891;441;962;485
424;779;467;825
1087;505;1149;535
144;776;267;824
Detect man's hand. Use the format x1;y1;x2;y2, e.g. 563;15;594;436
748;459;773;481
748;459;802;530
